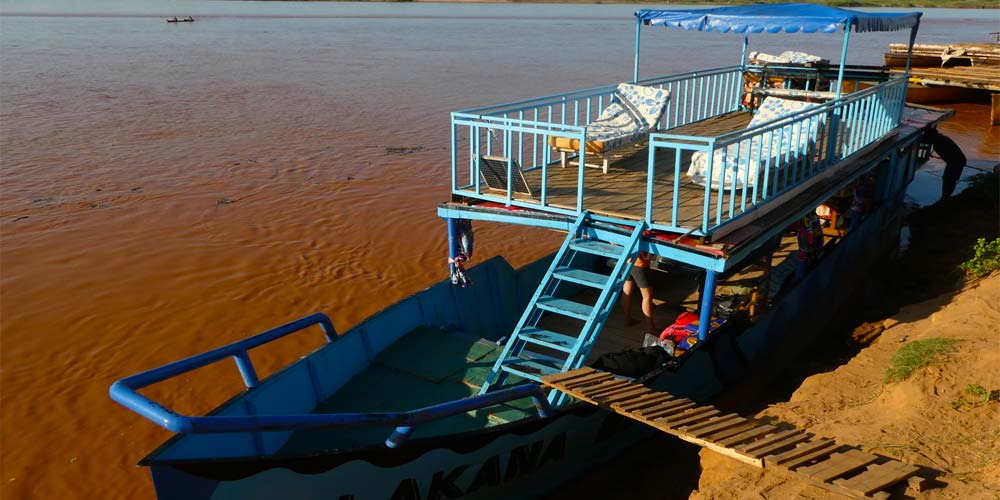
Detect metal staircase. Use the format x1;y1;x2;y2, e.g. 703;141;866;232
478;212;646;403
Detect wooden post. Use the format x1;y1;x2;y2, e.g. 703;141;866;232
991;93;1000;127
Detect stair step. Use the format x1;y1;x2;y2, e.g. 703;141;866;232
552;267;610;288
536;296;594;320
519;327;579;353
568;239;624;259
501;358;562;382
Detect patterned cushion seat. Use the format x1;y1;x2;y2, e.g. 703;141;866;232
687;96;825;190
549;83;670;172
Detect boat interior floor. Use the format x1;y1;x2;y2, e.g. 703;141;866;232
279;234;801;455
279;326;536;454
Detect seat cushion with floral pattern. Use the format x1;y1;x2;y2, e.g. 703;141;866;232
549;83;670;155
687;96;825;190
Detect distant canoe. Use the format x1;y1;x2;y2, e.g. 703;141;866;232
166;17;194;23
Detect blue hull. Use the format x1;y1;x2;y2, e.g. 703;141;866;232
137;192;903;499
150;406;647;500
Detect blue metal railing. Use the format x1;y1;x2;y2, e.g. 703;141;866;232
450;66;744;212
450;65;906;240
109;313;554;449
650;75;907;235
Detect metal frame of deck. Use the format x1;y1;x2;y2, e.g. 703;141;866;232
446;68;907;243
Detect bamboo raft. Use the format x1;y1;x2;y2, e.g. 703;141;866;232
541;368;930;499
885;42;1000;67
884;42;1000;125
892;66;1000;93
889;65;1000;125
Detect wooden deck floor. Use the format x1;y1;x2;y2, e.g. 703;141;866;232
476;112;754;229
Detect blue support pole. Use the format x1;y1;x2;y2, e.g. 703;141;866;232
739;34;748;70
697;270;717;341
904;21;920;75
633;18;642;83
447;218;457;277
834;22;852;100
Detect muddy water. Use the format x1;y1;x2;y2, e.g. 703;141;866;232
1;2;997;498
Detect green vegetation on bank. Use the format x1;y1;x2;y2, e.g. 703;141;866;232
883;338;957;383
951;383;1000;409
961;237;1000;278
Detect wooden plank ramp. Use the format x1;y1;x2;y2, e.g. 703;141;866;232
541;368;927;499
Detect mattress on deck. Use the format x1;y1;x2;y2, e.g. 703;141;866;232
279;326;532;454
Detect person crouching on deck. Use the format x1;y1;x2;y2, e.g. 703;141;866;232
623;252;656;334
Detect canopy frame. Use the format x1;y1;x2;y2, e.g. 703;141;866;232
631;3;922;97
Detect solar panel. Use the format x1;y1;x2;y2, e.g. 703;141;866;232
479;155;532;196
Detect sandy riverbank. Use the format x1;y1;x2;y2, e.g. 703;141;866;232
692;172;1000;499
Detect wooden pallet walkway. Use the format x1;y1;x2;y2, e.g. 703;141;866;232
540;368;928;499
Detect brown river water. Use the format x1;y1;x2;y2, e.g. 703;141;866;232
1;2;997;497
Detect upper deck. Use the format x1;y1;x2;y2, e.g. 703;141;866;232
439;64;949;271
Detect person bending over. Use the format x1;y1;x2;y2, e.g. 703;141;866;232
923;127;966;201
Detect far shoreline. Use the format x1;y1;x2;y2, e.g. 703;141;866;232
256;0;1000;10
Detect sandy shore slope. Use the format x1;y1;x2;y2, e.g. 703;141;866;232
693;272;1000;499
691;167;1000;499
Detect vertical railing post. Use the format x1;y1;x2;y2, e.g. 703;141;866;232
518;111;524;167
505;129;514;205
541;131;549;206
233;351;260;389
701;140;715;235
318;319;337;343
450;116;458;191
645;139;656;223
577;134;586;213
697;270;717;341
385;426;413;449
474;126;482;195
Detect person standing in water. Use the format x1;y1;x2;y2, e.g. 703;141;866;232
623;251;656;334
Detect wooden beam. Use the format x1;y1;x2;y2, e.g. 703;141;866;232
991;93;999;127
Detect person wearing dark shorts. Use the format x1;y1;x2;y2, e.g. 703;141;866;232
623;252;656;333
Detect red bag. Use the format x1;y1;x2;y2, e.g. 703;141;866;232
659;311;699;344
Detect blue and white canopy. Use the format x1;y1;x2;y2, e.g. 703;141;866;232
635;3;921;34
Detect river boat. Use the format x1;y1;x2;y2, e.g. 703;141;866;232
167;17;195;23
111;5;952;499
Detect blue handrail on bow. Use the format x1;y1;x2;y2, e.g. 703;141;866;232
109;312;553;449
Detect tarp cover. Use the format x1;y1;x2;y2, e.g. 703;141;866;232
636;4;921;34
